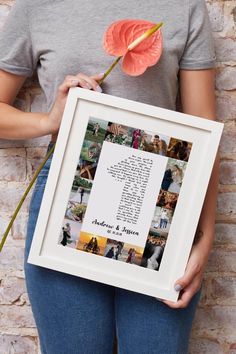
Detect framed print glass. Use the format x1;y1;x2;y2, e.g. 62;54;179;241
27;88;223;302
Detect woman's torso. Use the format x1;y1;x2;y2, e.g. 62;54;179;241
29;0;190;114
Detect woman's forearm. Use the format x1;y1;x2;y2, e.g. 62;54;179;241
0;102;49;139
180;68;218;256
194;152;220;257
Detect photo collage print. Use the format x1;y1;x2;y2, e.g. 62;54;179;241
58;117;192;272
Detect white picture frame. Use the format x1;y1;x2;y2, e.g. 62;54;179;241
27;88;223;302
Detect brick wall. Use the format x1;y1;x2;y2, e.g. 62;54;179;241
0;1;235;353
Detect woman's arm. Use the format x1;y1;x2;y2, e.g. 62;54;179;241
0;70;50;139
0;70;103;140
164;68;220;308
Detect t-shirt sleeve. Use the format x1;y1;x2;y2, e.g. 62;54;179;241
0;0;37;77
179;0;216;70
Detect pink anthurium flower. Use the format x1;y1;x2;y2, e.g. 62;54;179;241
103;19;163;76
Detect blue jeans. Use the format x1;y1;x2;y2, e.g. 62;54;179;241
24;143;201;354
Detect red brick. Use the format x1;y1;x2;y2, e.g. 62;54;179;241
0;213;11;238
217;192;236;215
219;124;236;154
207;2;224;32
0;246;24;271
193;306;236;330
189;338;222;354
215;38;236;62
0;136;50;149
215;224;236;245
0;305;35;328
0;276;27;305
207;249;236;273
220;161;236;185
0;334;38;354
211;277;236;303
216;67;236;91
216;94;236;122
0;184;30;213
11;213;28;240
0;156;26;182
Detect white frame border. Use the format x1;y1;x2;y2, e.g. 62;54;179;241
28;88;223;302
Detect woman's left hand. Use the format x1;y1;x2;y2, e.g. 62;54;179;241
162;243;209;309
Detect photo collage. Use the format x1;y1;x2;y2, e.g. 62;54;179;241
58;117;192;272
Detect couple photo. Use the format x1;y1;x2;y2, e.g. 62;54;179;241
141;232;167;271
150;207;174;235
140;131;170;156
167;138;192;162
161;158;187;194
59;219;82;249
157;189;178;210
76;232;107;256
104;239;124;260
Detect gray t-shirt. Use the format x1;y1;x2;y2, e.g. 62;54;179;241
0;0;215;112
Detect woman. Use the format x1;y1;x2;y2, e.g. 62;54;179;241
0;1;218;353
168;164;183;193
60;227;71;246
158;139;168;156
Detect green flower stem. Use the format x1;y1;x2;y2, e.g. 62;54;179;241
0;144;55;252
98;56;122;85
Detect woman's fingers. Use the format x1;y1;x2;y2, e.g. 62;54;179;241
174;251;202;293
91;72;105;81
163;277;201;309
75;72;103;92
48;72;104;135
161;246;206;309
58;72;104;96
58;76;81;95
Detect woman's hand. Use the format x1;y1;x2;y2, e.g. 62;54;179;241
162;243;209;309
40;72;104;136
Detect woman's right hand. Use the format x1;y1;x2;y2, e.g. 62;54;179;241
40;72;104;137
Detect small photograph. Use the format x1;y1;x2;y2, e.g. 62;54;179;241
150;206;174;235
156;189;178;211
76;158;97;181
140;131;170;156
167;138;192;161
161;158;187;194
65;201;86;223
104;239;124;260
141;232;167;271
85;117;108;143
104;122;134;146
58;219;82;249
70;176;93;205
80;140;102;163
129;128;142;149
76;232;107;256
118;243;144;266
